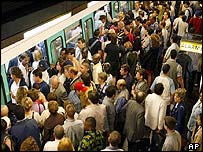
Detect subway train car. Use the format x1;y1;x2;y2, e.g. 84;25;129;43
1;1;135;105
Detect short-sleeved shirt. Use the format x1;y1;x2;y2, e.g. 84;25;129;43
78;130;105;151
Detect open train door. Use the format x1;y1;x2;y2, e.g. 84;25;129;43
1;65;11;104
45;30;66;65
81;13;95;45
110;1;120;18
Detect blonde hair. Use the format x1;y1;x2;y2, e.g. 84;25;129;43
124;41;132;49
20;136;40;151
21;97;33;111
175;88;186;100
57;137;74;151
33;49;42;61
15;87;28;105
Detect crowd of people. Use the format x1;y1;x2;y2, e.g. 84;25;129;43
1;1;202;151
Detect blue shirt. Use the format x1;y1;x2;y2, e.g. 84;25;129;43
68;90;81;113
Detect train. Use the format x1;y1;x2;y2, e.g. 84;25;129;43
1;1;135;105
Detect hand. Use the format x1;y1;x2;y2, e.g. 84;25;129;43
10;91;15;99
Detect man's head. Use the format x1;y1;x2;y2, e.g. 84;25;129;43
54;125;65;140
84;116;96;131
108;131;121;147
51;75;60;89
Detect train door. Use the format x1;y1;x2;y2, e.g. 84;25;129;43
64;21;82;49
128;1;135;11
120;1;129;13
46;30;66;64
110;1;120;18
81;13;95;44
1;65;11;104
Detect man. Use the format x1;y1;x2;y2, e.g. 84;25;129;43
162;116;181;151
102;85;116;132
119;64;133;94
69;66;83;91
63;102;84;149
101;131;124;151
32;68;50;99
123;91;146;151
43;125;65;151
78;117;105;151
150;64;175;116
164;49;184;89
68;81;88;113
75;38;92;63
42;101;65;147
78;90;109;132
88;30;102;56
50;75;69;107
145;83;167;150
8;105;41;151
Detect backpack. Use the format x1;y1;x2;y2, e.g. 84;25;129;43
185;7;194;22
35;99;45;115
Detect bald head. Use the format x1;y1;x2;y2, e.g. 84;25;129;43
51;75;60;89
54;125;65;140
1;105;9;117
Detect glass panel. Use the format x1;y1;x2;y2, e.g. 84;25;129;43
84;18;93;44
50;36;63;59
113;2;119;17
1;76;6;105
120;1;128;13
64;21;82;48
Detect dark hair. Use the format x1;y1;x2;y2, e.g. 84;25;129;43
93;29;100;37
88;90;99;104
111;33;117;44
136;91;146;104
121;64;130;73
85;117;96;129
47;92;57;101
154;83;164;95
81;73;91;87
67;48;75;55
32;68;42;79
170;49;177;59
9;66;23;79
164;116;177;130
78;38;85;44
179;11;185;16
1;119;7;131
182;15;187;22
162;64;170;74
109;131;121;147
14;105;25;120
54;125;65;139
136;68;146;80
105;85;116;98
27;88;39;101
103;62;111;74
147;28;154;35
33;83;41;90
171;34;178;43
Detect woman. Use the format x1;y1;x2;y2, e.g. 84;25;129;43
191;113;202;151
21;97;42;128
170;88;187;135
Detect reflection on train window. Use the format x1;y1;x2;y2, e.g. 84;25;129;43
120;1;128;13
113;2;119;17
64;21;82;48
129;1;135;10
50;36;63;59
1;76;6;105
84;18;93;44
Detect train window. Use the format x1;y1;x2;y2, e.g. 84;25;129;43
1;76;6;105
64;21;82;48
113;2;119;17
50;36;63;60
129;1;135;10
120;1;128;13
84;18;93;44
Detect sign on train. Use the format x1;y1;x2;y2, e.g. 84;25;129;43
180;41;202;54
